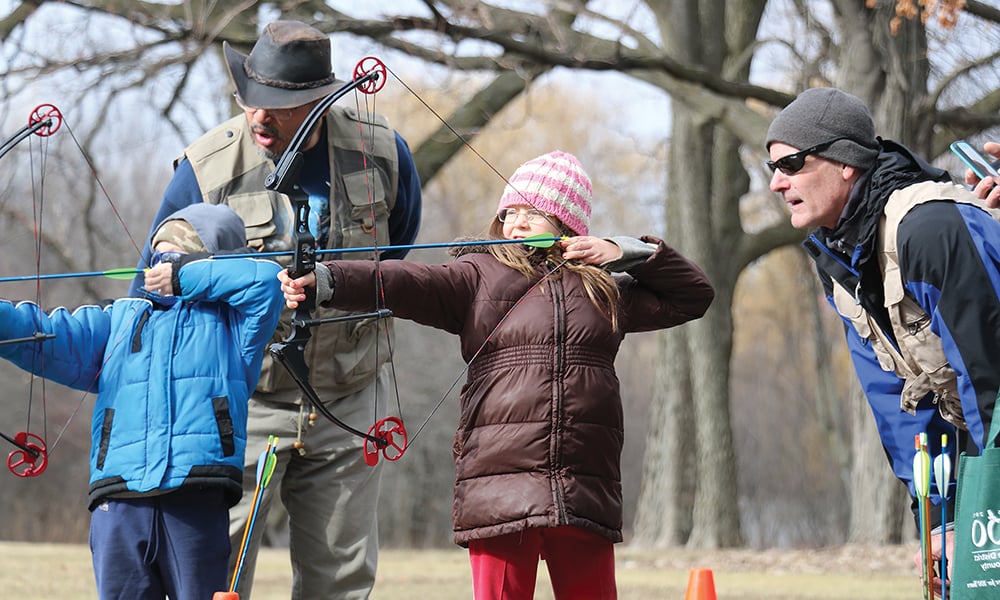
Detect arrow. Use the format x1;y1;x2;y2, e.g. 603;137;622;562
0;236;566;284
0;267;143;283
914;433;932;600
933;434;951;600
228;435;279;594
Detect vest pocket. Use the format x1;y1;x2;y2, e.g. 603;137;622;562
896;298;950;372
344;170;389;224
212;396;235;457
833;282;896;371
227;193;278;247
96;408;114;470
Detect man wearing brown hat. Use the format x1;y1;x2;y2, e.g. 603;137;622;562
131;20;422;600
765;87;1000;588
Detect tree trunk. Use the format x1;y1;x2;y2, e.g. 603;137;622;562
633;327;695;547
686;289;741;548
632;0;765;549
848;380;910;543
636;109;744;548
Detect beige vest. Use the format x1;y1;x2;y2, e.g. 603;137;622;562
830;180;1000;429
181;106;400;399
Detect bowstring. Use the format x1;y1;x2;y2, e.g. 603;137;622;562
405;258;569;447
51;116;146;457
26;128;49;448
59;120;145;262
376;65;577;450
381;63;514;188
382;63;544;213
353;83;406;439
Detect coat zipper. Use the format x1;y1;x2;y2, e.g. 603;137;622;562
550;275;568;524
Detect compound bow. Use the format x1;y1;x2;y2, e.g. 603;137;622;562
0;104;63;477
266;57;408;467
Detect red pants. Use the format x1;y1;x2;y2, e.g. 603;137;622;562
468;525;617;600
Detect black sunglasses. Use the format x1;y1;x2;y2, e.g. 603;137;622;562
766;136;850;175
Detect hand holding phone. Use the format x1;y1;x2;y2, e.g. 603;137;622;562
950;140;1000;180
951;140;1000;207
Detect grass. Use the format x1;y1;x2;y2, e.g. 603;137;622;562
0;542;925;599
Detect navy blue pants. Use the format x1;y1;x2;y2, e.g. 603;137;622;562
89;488;230;600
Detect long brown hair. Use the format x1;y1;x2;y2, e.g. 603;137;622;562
485;218;622;332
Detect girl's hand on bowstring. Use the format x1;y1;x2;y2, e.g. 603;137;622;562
560;236;623;266
278;269;317;309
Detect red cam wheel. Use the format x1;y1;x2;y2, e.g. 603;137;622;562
363;416;407;466
7;432;48;477
28;104;62;137
352;57;387;94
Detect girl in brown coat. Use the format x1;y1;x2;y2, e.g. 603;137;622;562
280;151;714;599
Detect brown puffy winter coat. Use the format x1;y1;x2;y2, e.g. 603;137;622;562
320;236;714;545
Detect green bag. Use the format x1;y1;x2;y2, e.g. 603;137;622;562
951;410;1000;598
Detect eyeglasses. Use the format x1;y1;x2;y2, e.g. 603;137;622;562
233;92;298;122
766;136;849;175
150;250;184;267
497;208;555;225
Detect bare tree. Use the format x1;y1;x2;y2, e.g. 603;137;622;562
2;0;999;550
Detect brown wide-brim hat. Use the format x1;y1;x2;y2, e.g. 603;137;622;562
224;20;343;110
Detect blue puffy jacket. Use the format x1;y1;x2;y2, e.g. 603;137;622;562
0;256;282;508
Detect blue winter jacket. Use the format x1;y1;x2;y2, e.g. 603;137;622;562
0;256;283;509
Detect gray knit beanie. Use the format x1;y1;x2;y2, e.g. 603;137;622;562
765;88;879;169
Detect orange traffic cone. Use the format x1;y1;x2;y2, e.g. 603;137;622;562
684;567;717;600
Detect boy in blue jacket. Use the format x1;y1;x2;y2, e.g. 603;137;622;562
0;203;283;600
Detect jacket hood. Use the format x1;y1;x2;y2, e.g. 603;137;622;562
150;203;247;253
448;237;496;257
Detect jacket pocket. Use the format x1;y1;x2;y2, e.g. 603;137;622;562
212;396;235;457
131;310;150;353
96;408;114;470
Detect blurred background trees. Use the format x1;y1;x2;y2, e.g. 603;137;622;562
0;0;997;552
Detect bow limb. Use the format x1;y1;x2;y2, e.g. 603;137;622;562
0;104;62;161
263;62;385;195
265;189;389;450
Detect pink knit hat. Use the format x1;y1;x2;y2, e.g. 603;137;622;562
497;150;592;236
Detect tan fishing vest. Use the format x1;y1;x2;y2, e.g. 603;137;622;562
180;106;400;399
830;180;1000;429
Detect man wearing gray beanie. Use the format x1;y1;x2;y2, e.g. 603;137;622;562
766;87;1000;591
766;87;879;170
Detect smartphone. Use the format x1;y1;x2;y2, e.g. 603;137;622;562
950;140;1000;180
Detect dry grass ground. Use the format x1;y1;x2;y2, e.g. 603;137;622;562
0;541;924;599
